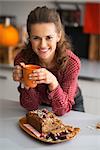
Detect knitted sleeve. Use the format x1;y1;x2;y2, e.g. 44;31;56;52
18;85;40;110
48;51;81;116
14;51;41;110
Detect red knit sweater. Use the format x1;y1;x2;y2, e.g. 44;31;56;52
14;50;81;116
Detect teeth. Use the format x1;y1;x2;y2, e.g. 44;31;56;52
39;49;48;52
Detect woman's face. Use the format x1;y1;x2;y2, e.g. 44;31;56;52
30;23;61;62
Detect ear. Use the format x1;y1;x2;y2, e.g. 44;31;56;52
56;31;61;42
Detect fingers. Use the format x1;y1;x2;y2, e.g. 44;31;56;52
14;65;22;70
29;68;47;83
20;62;26;67
33;68;46;80
13;65;22;81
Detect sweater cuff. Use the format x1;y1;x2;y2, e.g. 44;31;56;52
17;83;31;92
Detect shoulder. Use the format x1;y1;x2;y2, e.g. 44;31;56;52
14;49;26;66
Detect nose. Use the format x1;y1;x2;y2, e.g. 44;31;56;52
40;38;47;47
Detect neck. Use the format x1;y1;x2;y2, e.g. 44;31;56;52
39;57;55;69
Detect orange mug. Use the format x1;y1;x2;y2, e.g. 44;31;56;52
22;64;40;88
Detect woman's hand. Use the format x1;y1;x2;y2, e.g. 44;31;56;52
29;68;59;91
13;65;22;82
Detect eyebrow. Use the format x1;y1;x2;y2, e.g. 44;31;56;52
31;35;55;38
31;35;41;39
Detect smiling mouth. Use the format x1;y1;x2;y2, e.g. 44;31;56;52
39;48;50;53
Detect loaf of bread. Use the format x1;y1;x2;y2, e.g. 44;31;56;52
26;109;63;134
26;109;80;141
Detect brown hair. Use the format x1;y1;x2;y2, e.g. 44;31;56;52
23;6;72;70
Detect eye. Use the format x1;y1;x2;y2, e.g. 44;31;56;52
46;36;53;40
31;36;40;40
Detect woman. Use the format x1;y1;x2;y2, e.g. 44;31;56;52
13;6;84;116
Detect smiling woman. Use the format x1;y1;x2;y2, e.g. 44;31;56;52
13;6;84;116
30;23;61;62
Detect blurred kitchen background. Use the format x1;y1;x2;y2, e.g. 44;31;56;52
0;0;100;115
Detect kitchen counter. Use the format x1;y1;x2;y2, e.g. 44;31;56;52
0;64;14;70
79;59;100;81
0;99;100;150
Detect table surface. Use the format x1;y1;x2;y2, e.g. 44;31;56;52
0;99;100;150
79;59;100;81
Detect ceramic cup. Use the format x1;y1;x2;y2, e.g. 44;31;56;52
22;64;40;88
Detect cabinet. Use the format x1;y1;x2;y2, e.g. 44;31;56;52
78;79;100;115
0;66;19;101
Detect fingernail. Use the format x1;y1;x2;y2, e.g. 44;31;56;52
33;70;36;73
29;74;32;79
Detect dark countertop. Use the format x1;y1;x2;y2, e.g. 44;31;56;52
0;64;14;70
